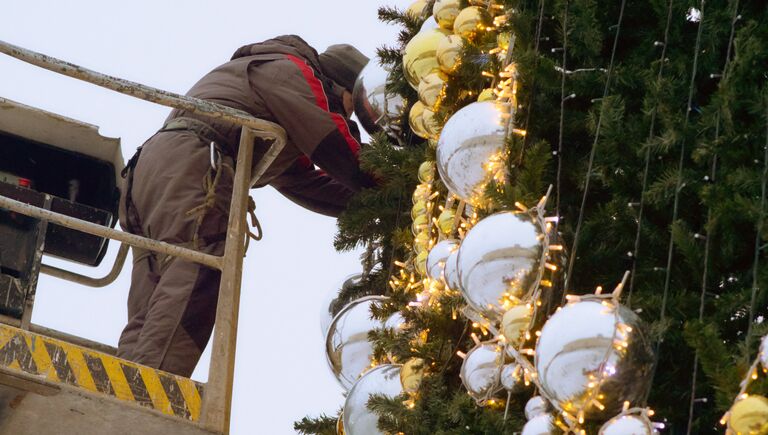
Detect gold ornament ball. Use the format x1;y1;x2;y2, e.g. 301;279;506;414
501;305;531;345
403;28;451;89
409;101;431;139
437;209;456;235
433;0;461;30
412;214;429;235
436;34;463;74
412;200;428;220
454;6;492;39
418;71;448;109
729;395;768;435
419;161;436;183
415;250;429;276
405;0;430;19
422;105;441;138
414;229;431;251
477;88;495;102
413;183;431;203
400;358;426;393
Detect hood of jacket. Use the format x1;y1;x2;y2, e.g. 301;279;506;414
231;35;323;72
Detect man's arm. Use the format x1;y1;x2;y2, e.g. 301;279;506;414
250;56;376;192
271;157;355;218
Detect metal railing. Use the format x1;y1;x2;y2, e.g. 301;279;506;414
0;39;287;434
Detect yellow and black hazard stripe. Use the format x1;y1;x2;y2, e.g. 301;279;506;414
0;323;203;421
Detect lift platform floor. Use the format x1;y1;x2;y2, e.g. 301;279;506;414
0;323;213;434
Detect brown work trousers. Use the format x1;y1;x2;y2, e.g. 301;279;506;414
117;131;234;377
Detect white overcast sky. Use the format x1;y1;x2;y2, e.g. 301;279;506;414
0;0;411;433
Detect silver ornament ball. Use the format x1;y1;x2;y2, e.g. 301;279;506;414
599;414;655;435
436;101;508;205
320;273;363;339
524;396;550;420
500;363;524;392
343;364;404;435
521;414;555;435
326;296;389;390
460;342;504;404
457;212;547;319
535;297;654;418
444;248;462;291
760;334;768;370
352;61;405;136
427;239;459;281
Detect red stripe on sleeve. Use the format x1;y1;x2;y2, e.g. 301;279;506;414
285;55;361;156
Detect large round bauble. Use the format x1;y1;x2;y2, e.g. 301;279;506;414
436;101;508;205
343;364;404;435
403;28;451;89
414;229;430;251
501;304;532;345
454;6;492;38
413;183;430;203
326;296;389;390
728;395;768;435
418;71;448;108
525;396;550;420
427;239;459;281
320;273;363;339
460;342;504;404
436;34;463;74
522;414;555;435
535;298;654;418
444;249;461;291
433;0;461;30
457;212;546;319
412;200;427;220
415;250;429;276
599;414;655;435
352;62;405;136
420;16;440;32
409;101;430;139
405;0;430;19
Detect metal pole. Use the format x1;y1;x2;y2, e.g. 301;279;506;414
0;39;287;144
40;243;130;288
200;128;255;434
0;195;222;270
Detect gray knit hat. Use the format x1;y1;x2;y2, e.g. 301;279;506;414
319;44;370;92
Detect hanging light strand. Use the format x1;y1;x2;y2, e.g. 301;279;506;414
563;0;628;293
626;0;676;306
686;2;741;433
554;0;570;241
646;0;707;400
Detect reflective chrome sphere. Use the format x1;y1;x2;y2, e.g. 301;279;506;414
384;312;406;331
343;364;403;435
427;239;459;281
599;414;655;435
760;335;768;370
437;34;463;74
535;298;654;418
436;101;508;205
500;363;524;392
433;0;461;30
320;273;362;339
457;212;546;319
524;396;550;420
326;296;389;390
444;248;461;291
460;342;503;404
521;414;555;435
352;62;405;136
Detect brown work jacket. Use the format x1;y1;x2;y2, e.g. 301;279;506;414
166;35;373;217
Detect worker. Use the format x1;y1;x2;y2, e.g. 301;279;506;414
117;35;375;377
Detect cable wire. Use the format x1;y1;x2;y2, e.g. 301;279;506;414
563;0;628;293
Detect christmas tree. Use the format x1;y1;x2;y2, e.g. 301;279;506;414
297;0;768;433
